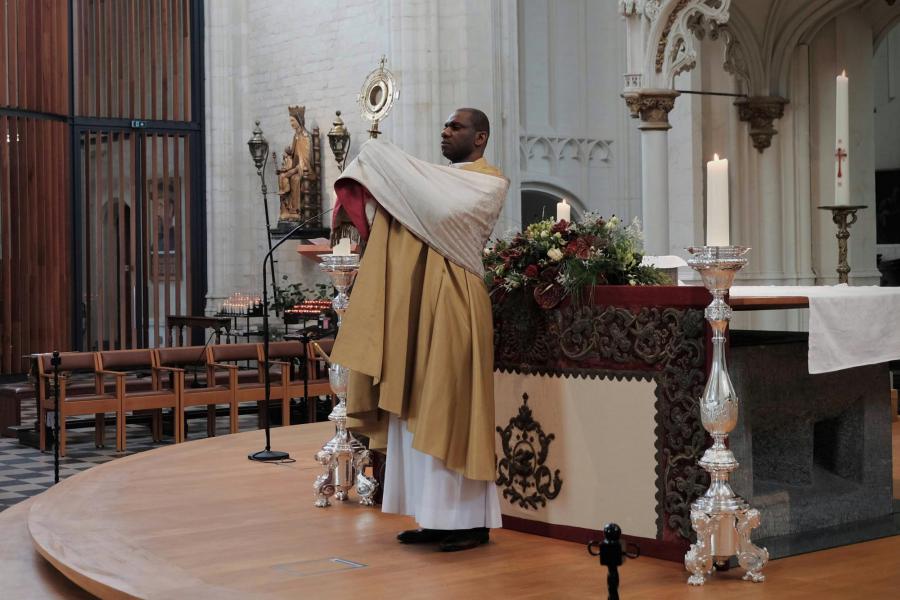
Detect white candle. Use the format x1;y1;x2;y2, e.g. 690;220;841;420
333;237;352;256
834;70;849;206
556;198;571;222
706;153;730;246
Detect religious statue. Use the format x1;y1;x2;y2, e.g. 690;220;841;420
275;105;322;226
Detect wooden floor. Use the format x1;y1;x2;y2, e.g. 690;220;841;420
6;422;900;599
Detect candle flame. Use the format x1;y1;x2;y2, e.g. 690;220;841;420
562;199;568;205
713;153;719;161
841;70;846;77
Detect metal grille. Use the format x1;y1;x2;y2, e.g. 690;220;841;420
79;130;193;350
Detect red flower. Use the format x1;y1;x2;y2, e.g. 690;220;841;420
574;237;592;259
540;266;560;282
524;264;540;278
551;219;570;234
499;247;524;269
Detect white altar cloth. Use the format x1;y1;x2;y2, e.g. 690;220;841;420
730;285;900;374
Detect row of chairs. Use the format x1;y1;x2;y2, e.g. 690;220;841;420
36;340;334;456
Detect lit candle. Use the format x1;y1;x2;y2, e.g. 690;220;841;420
556;198;571;222
333;237;352;256
706;153;730;246
834;70;849;206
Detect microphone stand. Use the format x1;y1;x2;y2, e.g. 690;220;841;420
51;351;61;483
249;209;333;462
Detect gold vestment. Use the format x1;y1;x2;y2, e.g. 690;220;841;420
329;158;503;482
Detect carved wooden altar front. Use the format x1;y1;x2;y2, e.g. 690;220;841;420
492;285;711;561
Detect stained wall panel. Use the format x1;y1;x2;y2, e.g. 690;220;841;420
0;117;71;372
73;0;193;122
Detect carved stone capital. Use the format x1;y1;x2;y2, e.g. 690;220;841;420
622;89;680;130
734;96;789;153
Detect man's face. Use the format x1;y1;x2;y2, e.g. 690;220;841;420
441;110;483;162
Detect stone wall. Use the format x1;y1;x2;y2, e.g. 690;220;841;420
204;0;389;311
204;0;521;312
517;0;640;226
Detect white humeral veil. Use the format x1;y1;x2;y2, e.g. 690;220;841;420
383;414;502;530
337;138;508;277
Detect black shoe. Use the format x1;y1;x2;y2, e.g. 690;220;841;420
397;528;448;544
438;527;490;552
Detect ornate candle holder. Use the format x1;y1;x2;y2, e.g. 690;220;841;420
817;205;867;284
313;254;379;508
684;246;768;586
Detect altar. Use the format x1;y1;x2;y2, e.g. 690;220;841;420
491;284;899;562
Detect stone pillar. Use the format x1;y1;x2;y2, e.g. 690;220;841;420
735;97;789;278
623;89;679;255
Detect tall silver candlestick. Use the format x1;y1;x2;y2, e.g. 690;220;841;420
313;253;379;508
684;246;768;586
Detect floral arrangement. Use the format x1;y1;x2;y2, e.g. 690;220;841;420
482;214;669;309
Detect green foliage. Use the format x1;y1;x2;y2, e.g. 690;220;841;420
482;214;670;309
272;279;331;314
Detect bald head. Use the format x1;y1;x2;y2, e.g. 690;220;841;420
440;108;491;163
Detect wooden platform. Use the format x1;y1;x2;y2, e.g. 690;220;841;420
9;422;900;599
0;498;93;599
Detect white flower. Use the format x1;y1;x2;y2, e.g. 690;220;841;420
541;230;550;238
547;248;564;262
483;247;491;256
605;215;620;230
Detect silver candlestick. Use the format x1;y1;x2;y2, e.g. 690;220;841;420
684;246;768;586
313;253;379;508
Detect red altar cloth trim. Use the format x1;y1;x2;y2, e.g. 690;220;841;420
333;179;376;241
585;284;710;308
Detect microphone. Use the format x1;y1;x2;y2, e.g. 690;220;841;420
249;208;334;462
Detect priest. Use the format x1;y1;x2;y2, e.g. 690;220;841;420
329;108;508;552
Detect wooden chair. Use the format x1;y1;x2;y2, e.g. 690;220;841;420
96;349;182;451
36;352;122;457
156;346;236;439
207;343;288;431
268;340;333;424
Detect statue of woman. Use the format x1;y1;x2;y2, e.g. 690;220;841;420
276;148;295;220
279;105;313;221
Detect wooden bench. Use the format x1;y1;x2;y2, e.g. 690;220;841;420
0;380;33;437
28;340;340;453
37;352;123;456
157;345;236;439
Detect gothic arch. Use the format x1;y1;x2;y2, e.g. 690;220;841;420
520;180;585;211
642;0;733;88
717;4;766;95
873;11;900;53
766;0;869;95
